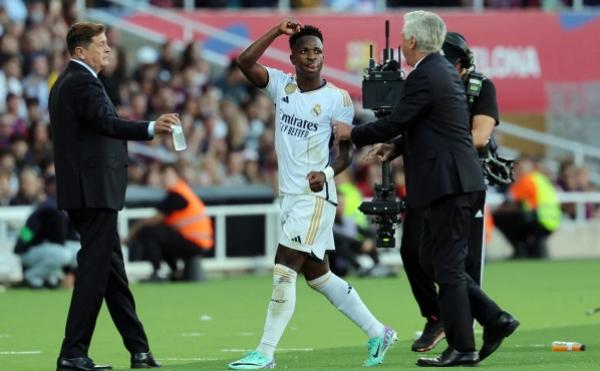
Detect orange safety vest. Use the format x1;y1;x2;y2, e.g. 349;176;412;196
164;180;214;250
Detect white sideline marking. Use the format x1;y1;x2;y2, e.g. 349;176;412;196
515;344;546;348
221;348;314;352
236;332;255;337
0;351;42;355
181;332;206;337
159;357;218;361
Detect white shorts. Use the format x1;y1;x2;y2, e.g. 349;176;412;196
279;194;336;261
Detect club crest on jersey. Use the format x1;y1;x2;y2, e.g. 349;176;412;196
311;104;322;116
285;83;297;95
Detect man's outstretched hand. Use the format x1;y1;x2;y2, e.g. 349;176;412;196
154;113;180;135
364;143;396;162
333;120;353;144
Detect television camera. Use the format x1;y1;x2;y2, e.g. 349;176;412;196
358;20;406;248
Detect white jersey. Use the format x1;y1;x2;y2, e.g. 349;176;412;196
262;67;354;203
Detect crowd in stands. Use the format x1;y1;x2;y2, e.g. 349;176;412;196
1;1;600;208
1;1;600;275
88;0;600;10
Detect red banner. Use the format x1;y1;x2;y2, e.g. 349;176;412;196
126;11;600;113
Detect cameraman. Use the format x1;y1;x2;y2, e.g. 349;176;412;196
335;11;518;366
369;32;506;354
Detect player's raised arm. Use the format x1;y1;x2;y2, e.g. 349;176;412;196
236;17;301;88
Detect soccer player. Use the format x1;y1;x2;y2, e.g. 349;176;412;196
228;18;397;369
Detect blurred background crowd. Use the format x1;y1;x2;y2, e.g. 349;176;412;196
1;0;598;212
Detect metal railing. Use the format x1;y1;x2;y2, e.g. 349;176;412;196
0;203;281;272
497;121;600;169
497;120;600;197
2;193;600;271
119;203;281;270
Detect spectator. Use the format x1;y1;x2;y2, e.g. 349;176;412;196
0;150;17;192
10;133;30;172
0;168;12;205
25;96;43;124
26;119;52;167
241;149;262;184
291;0;321;8
0;113;15;149
126;164;214;281
242;93;270;147
493;156;562;258
13;175;79;288
213;59;254;104
194;0;230;8
180;42;210;101
557;160;578;219
0;55;22;111
240;0;278;7
157;40;178;76
5;92;28;135
22;53;49;110
0;0;27;23
10;166;42;205
575;166;599;219
98;46;124;106
222;150;248;186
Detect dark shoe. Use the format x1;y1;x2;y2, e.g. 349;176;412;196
417;347;479;367
141;272;168;283
412;319;445;352
56;357;112;371
479;311;520;361
131;352;161;368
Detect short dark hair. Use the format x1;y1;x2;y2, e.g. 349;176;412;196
66;22;105;56
289;25;323;50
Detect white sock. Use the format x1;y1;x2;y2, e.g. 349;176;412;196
308;271;385;339
256;264;297;359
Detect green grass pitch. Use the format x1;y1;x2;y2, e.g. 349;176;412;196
1;259;599;370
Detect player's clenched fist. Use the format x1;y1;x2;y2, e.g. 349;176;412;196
306;171;326;192
278;17;301;36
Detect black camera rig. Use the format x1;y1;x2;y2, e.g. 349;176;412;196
358;21;405;248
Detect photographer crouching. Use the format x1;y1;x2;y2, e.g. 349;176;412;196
335;10;519;367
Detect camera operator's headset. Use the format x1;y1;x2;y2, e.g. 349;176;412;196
443;32;484;110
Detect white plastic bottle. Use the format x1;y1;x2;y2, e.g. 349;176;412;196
171;123;187;151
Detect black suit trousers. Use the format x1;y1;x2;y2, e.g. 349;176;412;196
401;195;487;319
400;207;439;319
60;208;149;358
420;191;501;351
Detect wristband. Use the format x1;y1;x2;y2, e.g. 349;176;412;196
322;166;335;182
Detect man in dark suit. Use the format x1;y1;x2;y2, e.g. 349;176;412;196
49;22;178;371
367;31;509;355
335;11;518;367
